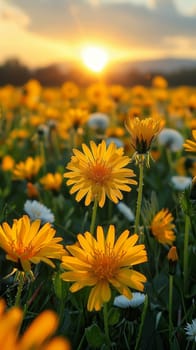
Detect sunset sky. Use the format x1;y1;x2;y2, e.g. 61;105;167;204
1;0;196;67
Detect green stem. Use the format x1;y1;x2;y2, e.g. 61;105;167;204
155;242;161;276
166;148;173;171
50;128;60;160
135;161;144;235
15;273;24;307
39;140;47;175
134;295;148;350
90;199;98;236
77;333;86;350
183;214;190;294
70;128;78;150
103;303;111;347
169;274;174;349
108;201;113;220
191;341;196;350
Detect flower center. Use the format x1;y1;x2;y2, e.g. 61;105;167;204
87;162;112;185
11;241;35;260
91;247;122;281
134;136;153;154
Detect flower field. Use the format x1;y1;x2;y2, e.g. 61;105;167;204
0;76;195;350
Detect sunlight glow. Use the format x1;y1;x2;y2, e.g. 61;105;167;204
81;46;108;73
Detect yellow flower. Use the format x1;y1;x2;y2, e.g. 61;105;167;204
10;129;29;140
167;246;178;262
24;79;42;94
13;157;43;181
183;130;196;153
66;108;89;130
61;81;79;100
152;75;168;89
18;310;70;350
125;117;164;165
167;246;178;275
0;299;70;350
86;82;108;106
125;117;164;154
1;155;15;171
175;157;196;177
26;182;39;198
106;126;125;138
0;215;65;272
64;140;137;207
61;225;147;311
151;209;176;245
0;299;22;350
40;173;63;191
187;94;196;112
109;84;125;101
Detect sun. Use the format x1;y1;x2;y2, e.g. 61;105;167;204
81;46;108;73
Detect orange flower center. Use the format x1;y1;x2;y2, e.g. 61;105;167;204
87;163;112;185
11;241;36;260
91;247;123;281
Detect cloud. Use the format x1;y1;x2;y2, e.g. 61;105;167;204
0;0;29;27
6;0;196;58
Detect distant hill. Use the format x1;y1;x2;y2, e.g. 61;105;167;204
1;57;196;86
107;57;196;74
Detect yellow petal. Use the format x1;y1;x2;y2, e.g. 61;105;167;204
19;311;58;350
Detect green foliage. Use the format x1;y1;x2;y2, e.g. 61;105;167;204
85;324;106;348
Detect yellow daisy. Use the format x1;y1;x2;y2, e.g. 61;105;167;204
64;140;137;208
39;172;63;191
167;246;178;262
125;116;164;153
1;155;15;171
66;108;89;130
152;75;168;89
0;299;70;350
150;209;176;245
0;215;65;272
125;117;164;165
61;225;147;311
183;130;196;153
13;157;43;181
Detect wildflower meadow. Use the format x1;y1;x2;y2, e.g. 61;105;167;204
0;77;195;349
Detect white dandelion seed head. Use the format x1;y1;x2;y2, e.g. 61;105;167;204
116;202;135;222
106;137;124;148
37;124;50;137
24;200;55;224
113;293;146;309
171;176;192;191
87;112;109;130
157;128;184;152
184;319;196;342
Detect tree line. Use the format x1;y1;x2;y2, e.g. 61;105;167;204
0;58;196;87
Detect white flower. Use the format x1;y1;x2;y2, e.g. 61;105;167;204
171;176;192;191
106;137;124;148
113;293;145;309
37;124;50;142
184;319;196;342
24;200;55;224
157;128;184;152
116;202;135;222
87;112;109;130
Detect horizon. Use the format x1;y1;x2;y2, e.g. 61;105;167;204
1;55;196;75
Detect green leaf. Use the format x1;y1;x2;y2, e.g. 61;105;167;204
52;271;68;300
108;307;120;325
85;324;106;348
141;191;159;226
